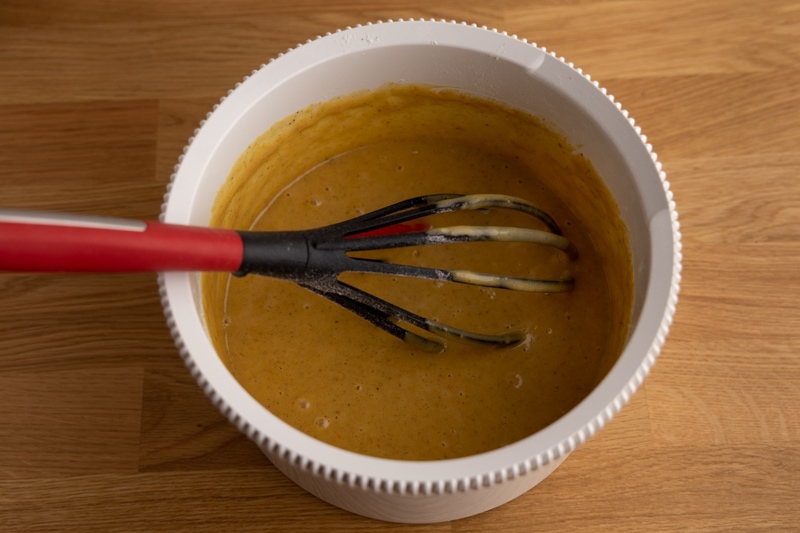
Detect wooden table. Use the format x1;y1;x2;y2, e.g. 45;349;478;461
1;1;798;531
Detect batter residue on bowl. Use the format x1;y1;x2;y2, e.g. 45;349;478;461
202;84;632;460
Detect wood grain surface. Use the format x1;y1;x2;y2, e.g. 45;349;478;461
1;1;798;531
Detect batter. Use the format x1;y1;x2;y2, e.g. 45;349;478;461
202;84;632;460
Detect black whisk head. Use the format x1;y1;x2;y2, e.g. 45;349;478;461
235;193;577;353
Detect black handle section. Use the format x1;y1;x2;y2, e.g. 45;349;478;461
235;231;309;278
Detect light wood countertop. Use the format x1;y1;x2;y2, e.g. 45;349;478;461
1;1;798;531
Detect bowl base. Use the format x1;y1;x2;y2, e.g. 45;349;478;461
263;446;568;523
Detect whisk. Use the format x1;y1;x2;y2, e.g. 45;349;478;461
0;193;576;353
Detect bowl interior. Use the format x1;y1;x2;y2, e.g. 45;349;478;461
163;21;675;484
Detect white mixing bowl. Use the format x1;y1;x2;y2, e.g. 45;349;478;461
159;19;681;523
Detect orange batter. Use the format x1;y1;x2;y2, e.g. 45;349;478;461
202;84;632;460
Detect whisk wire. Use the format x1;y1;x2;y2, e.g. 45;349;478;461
303;278;526;354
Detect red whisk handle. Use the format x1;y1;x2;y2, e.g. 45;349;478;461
0;210;243;273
